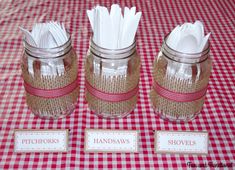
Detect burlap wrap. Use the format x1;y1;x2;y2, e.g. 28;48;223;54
22;49;78;119
150;55;211;121
85;53;140;118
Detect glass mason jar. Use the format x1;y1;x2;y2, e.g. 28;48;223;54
21;34;79;119
85;38;140;118
150;35;212;123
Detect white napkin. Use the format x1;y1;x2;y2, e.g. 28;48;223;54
166;21;210;80
20;21;68;76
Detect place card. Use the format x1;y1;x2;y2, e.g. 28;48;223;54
155;131;208;155
84;129;139;153
14;129;68;153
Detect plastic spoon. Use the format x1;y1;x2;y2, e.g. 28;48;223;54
198;33;210;52
176;35;198;53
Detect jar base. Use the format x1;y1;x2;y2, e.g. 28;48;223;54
152;106;200;123
90;108;133;119
31;105;76;120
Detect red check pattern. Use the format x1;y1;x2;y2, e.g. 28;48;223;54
0;0;234;169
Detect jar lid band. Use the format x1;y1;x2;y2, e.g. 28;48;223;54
85;79;138;102
24;78;78;98
153;81;208;102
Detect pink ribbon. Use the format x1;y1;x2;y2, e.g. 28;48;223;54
24;78;78;98
153;81;207;102
85;80;138;102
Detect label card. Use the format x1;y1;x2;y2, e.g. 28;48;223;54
84;129;139;153
155;131;208;155
14;129;68;153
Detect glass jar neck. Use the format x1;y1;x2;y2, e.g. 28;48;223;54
24;33;72;59
89;37;136;60
162;35;210;64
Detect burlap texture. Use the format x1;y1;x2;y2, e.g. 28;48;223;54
22;49;78;119
85;52;140;118
150;54;211;121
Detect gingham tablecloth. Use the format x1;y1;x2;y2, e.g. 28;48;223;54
0;0;234;169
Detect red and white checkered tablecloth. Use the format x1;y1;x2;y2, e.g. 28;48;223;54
0;0;234;169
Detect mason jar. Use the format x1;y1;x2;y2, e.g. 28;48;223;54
150;35;212;123
21;34;79;119
85;38;140;118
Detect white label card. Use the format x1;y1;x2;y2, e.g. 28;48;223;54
85;129;139;153
155;131;208;155
14;129;68;153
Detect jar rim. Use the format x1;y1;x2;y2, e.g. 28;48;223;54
162;33;210;63
23;31;71;50
89;36;136;60
23;31;72;59
90;36;136;51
